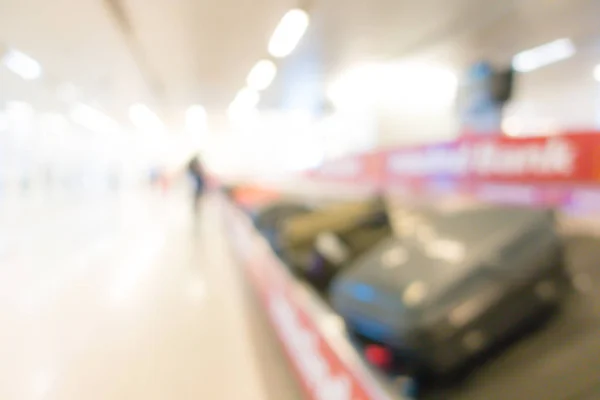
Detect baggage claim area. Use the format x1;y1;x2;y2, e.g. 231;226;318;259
3;1;600;399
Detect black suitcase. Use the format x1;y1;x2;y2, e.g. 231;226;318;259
330;204;570;376
278;198;392;291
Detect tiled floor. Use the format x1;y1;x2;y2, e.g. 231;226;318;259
0;188;302;400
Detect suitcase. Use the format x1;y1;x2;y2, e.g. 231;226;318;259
251;202;312;256
330;204;570;376
278;198;392;291
419;234;600;399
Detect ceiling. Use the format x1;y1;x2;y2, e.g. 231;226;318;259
0;0;296;129
1;0;600;131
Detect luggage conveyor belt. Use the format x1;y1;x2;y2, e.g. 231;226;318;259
296;235;600;400
233;195;600;400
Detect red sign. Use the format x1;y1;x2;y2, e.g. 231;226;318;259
307;152;384;188
297;132;600;211
230;185;282;208
384;133;600;185
302;133;600;203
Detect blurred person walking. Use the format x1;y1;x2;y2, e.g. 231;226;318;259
188;155;205;214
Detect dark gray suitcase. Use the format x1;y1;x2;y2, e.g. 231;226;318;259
330;204;569;375
420;234;600;400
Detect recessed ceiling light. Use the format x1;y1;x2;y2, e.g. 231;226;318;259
230;88;259;110
247;60;277;91
593;64;600;82
268;9;310;58
512;38;575;73
2;48;42;80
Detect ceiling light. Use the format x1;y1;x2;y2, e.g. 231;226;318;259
129;103;165;134
228;88;260;123
594;64;600;82
185;104;207;133
268;9;310;58
247;60;277;91
69;103;121;134
2;48;42;80
231;88;260;110
512;38;575;73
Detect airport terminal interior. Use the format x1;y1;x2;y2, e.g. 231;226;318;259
3;0;600;399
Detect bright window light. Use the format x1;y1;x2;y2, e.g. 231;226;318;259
41;113;69;135
247;60;277;91
380;64;457;108
185;104;207;133
129;103;165;134
327;62;457;111
6;101;34;130
594;64;600;82
70;103;121;134
0;110;7;131
512;38;575;73
2;48;42;80
228;106;260;127
7;100;34;118
327;64;377;110
268;9;310;58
